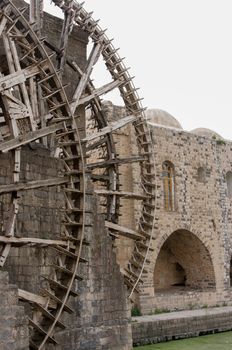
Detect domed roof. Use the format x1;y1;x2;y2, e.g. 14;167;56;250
145;109;183;129
190;128;223;140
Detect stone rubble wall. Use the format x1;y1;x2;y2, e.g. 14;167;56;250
0;271;29;350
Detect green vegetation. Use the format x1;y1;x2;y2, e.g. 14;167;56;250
134;331;232;349
149;308;171;315
131;306;141;317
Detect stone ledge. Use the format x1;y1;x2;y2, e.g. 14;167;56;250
132;306;232;347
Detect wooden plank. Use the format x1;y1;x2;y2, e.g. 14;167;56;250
79;79;122;105
0;177;69;194
0;236;69;247
95;189;148;200
82;115;136;143
0;122;64;152
105;221;143;241
18;289;56;309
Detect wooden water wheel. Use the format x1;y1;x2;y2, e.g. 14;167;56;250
0;0;159;348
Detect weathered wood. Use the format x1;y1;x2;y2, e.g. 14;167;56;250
30;0;44;34
87;155;145;169
95;189;148;200
70;42;102;113
0;122;64;152
0;65;40;93
0;236;69;247
105;221;143;241
58;2;75;71
0;244;11;267
28;318;58;345
79;79;122;105
18;289;56;309
82;115;136;143
0;177;69;194
0;12;8;36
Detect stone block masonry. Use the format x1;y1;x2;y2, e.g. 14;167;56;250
132;306;232;347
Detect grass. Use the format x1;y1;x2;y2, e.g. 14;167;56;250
134;331;232;349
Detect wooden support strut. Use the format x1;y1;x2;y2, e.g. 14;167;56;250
95;189;148;200
70;42;103;114
87;155;145;169
0;177;69;194
82;114;136;143
0;122;65;152
105;221;143;241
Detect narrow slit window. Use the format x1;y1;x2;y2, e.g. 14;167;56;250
163;161;175;211
226;171;232;198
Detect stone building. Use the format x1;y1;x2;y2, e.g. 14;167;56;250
104;103;232;314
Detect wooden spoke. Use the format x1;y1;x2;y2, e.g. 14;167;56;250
105;221;143;241
82;115;136;142
79;79;123;105
0;236;70;247
95;189;149;200
0;122;64;152
0;177;69;194
70;42;103;113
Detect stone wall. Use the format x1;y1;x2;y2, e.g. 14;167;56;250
139;124;232;313
0;271;29;350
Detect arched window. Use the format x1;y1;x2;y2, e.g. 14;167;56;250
197;167;206;183
162;161;175;211
226;171;232;197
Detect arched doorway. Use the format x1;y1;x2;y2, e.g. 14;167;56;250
154;229;215;293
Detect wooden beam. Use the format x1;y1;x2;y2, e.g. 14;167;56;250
0;236;69;247
18;289;56;309
0;122;64;152
87;155;145;169
82;115;136;143
79;79;122;105
105;221;143;241
0;65;40;93
0;177;69;194
30;0;43;34
70;42;102;113
95;189;148;200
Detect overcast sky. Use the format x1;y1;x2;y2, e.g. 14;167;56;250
42;1;232;139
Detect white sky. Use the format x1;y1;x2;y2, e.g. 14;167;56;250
42;1;232;139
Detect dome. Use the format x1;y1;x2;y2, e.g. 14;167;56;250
191;128;223;140
145;109;183;129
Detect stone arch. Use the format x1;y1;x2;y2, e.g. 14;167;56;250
154;229;216;292
226;171;232;197
162;160;176;211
